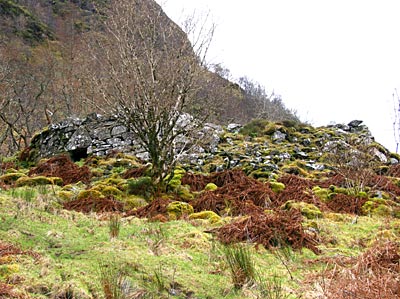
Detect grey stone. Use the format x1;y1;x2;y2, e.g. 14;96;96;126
65;127;92;151
272;131;286;143
348;120;363;127
93;127;111;140
227;123;242;133
111;125;127;136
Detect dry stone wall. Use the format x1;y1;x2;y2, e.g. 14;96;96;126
28;113;223;162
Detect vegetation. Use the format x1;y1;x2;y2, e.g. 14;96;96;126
0;0;298;159
0;1;399;298
0;121;399;298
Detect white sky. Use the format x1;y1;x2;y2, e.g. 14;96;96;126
156;0;400;152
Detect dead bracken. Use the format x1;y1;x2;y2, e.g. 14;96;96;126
29;154;91;185
63;196;124;213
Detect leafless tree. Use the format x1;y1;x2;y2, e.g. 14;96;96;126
84;0;214;189
0;40;55;154
393;89;400;153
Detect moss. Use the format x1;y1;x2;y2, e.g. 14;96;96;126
204;183;218;191
0;196;7;204
189;211;221;224
324;212;352;222
0;264;19;280
270;181;285;193
127;176;154;199
312;186;330;201
124;195;147;210
281;165;308;177
94;177;124;186
281;200;322;219
328;185;348;195
57;191;75;202
362;199;393;217
264;123;279;135
166;201;194;220
250;169;271;179
91;184;123;198
15;176;63;187
0;172;27;185
77;189;103;200
166;167;186;191
176;185;194;201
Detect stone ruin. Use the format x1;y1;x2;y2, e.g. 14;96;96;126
26;115;396;175
27;113;224;162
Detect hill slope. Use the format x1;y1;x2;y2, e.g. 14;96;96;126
0;0;297;156
0;119;400;298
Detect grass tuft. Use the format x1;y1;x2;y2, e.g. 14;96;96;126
223;244;257;289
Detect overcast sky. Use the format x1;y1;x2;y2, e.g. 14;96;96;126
156;0;400;152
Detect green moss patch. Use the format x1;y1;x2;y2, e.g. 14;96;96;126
15;176;63;187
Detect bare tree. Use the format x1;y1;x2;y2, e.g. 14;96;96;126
84;0;214;189
238;76;299;123
393;89;400;153
0;40;56;154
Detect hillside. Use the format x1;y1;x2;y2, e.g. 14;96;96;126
1;119;400;298
0;0;297;157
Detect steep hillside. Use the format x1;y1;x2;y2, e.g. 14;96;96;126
0;0;297;157
0;119;400;298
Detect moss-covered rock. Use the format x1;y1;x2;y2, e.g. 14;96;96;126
250;169;271;179
281;200;322;219
15;176;63;187
189;210;221;224
91;184;124;198
361;198;396;217
312;186;330;201
270;181;285;193
0;172;27;185
57;190;75;202
204;183;218;191
77;189;103;200
281;165;308;177
124;195;148;210
166;201;194;220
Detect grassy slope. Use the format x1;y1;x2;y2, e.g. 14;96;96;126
0;178;399;298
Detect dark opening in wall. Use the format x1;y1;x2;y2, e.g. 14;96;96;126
69;148;88;162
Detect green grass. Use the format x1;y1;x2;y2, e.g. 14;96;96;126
0;185;399;298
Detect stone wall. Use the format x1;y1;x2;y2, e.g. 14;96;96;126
28;113;223;162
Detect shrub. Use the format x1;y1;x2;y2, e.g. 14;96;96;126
239;119;269;137
127;177;154;200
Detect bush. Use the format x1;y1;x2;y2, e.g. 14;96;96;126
239;119;269;137
127;177;154;200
